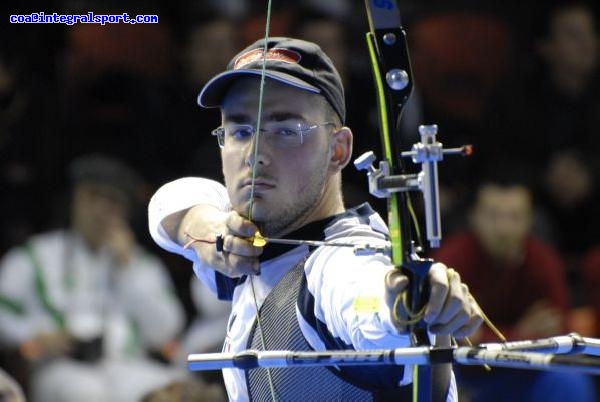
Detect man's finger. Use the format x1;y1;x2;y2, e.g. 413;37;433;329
429;270;464;325
226;212;259;237
222;234;264;257
384;270;409;307
385;270;409;292
431;300;463;328
222;253;260;276
452;315;484;339
424;263;450;323
430;318;468;335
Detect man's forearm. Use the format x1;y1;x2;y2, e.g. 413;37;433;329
161;209;191;245
166;204;223;246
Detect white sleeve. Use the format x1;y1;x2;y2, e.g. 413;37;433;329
308;246;409;348
147;177;230;260
306;244;413;385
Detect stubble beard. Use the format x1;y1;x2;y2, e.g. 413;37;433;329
235;168;329;237
255;189;320;237
260;172;328;236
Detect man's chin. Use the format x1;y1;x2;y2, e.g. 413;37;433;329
233;199;270;220
248;203;271;223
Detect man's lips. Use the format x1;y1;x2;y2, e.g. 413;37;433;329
240;179;276;190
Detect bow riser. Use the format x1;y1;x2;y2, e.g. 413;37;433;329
364;1;451;401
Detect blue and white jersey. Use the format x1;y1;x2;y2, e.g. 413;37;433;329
149;177;457;402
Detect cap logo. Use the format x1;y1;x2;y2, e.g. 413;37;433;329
233;48;302;70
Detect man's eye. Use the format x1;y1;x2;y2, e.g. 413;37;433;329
274;127;299;137
230;127;253;139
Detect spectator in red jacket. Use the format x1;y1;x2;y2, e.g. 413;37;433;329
433;180;568;342
432;176;595;402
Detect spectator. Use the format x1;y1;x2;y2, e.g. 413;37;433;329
0;155;186;402
431;174;595;402
495;0;600;256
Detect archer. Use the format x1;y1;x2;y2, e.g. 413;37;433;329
148;37;482;401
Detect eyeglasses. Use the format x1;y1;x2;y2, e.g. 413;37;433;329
211;122;336;149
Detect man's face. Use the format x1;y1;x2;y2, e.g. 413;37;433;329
219;78;335;237
471;184;533;263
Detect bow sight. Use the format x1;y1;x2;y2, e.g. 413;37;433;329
354;125;472;249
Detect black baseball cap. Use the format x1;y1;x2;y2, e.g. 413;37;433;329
197;37;345;123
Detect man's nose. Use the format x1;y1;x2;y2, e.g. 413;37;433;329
244;133;271;167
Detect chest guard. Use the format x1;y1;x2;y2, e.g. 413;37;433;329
246;255;412;401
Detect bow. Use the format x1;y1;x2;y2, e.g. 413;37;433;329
362;3;441;401
359;1;470;401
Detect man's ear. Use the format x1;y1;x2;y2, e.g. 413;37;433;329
329;127;353;171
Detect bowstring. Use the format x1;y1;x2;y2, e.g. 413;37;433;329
249;1;277;401
248;1;272;219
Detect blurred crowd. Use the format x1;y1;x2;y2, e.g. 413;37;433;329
0;0;599;400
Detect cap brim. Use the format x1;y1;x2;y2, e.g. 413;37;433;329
197;69;320;108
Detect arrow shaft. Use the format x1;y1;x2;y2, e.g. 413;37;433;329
262;237;358;248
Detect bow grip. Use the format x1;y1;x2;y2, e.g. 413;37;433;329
401;258;433;329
